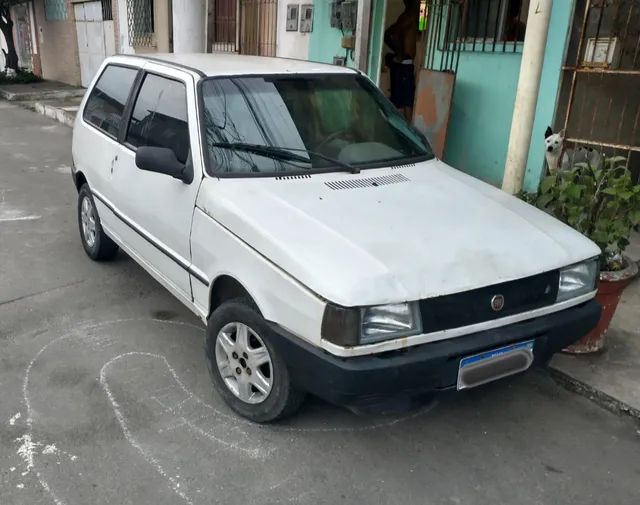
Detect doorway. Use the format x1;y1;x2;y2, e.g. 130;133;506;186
373;0;462;157
74;1;116;87
376;0;428;119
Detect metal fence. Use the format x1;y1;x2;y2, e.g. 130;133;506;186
127;0;155;47
556;0;640;178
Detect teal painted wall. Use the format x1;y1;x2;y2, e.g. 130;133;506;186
442;51;522;186
441;1;574;191
308;1;356;66
523;0;574;191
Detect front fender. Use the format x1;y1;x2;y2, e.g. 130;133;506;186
190;207;325;347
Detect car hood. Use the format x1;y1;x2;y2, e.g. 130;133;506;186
198;160;600;306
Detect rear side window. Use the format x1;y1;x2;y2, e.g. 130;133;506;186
125;74;190;164
83;65;138;138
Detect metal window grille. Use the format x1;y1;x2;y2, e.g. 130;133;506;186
425;0;464;72
441;0;529;53
102;0;114;21
127;0;155;47
44;0;68;21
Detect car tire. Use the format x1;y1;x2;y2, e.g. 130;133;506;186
205;298;305;422
78;184;119;261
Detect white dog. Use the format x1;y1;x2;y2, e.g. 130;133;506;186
544;126;602;173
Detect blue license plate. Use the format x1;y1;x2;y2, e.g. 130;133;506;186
457;340;535;390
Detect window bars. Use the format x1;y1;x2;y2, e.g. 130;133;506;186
102;0;114;21
127;0;155;47
435;0;529;54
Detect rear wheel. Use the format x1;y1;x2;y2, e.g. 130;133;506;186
77;184;118;261
205;299;305;422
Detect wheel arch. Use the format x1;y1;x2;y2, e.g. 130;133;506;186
208;274;261;318
74;170;87;192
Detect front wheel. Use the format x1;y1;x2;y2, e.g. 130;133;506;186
77;184;119;261
205;299;305;422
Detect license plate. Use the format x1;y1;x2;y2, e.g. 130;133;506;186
457;340;534;390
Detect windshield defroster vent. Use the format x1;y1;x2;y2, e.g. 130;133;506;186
325;173;409;190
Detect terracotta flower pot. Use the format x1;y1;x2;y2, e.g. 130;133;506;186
563;258;639;354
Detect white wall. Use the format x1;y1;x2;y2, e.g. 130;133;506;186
116;0;135;54
276;0;310;60
173;0;206;52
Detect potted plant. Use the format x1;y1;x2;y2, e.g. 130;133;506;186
529;155;640;353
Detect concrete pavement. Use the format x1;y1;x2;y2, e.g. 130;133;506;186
1;102;640;505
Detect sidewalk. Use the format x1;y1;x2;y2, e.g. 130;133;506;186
550;231;640;418
0;80;84;128
0;80;85;101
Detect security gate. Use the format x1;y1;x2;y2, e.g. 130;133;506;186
207;0;277;56
556;0;640;180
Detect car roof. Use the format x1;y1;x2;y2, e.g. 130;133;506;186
115;53;358;77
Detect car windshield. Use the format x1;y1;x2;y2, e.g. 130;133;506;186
200;74;434;176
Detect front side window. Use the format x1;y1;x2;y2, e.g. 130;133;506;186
201;74;433;176
83;65;138;137
126;74;190;164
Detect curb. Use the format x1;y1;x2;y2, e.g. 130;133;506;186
548;366;640;420
0;88;85;102
32;101;77;127
17;100;77;128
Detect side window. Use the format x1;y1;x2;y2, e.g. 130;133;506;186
83;65;138;137
125;74;190;164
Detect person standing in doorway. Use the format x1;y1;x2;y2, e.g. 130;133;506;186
384;0;420;120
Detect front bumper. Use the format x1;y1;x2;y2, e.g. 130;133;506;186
268;300;601;408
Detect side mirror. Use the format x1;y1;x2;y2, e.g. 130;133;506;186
135;146;193;184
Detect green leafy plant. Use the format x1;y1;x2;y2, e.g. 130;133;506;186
0;68;42;84
528;156;640;271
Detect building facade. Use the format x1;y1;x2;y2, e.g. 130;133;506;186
4;0;637;191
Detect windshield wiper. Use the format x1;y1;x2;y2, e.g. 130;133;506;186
208;142;360;174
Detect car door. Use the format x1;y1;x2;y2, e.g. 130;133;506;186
74;63;140;233
108;64;204;304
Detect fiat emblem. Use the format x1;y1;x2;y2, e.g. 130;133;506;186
491;294;505;311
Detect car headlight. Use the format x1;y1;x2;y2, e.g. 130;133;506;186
557;259;598;302
321;302;422;346
360;303;422;343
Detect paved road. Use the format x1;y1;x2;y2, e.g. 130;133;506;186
1;102;639;505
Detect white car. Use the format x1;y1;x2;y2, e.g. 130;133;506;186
72;53;601;422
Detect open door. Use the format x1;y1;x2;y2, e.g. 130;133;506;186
412;0;463;158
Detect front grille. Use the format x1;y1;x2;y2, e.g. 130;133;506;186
420;270;559;333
